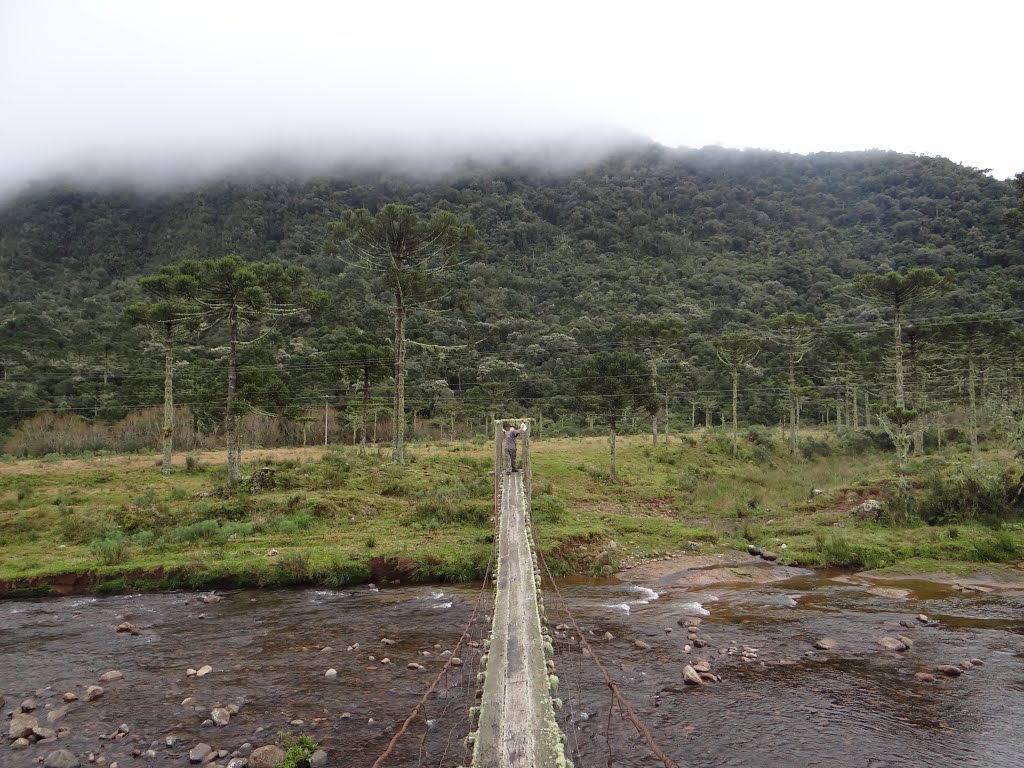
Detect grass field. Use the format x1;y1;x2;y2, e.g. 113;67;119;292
0;427;1021;595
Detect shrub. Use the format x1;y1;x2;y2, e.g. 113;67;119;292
185;455;200;472
745;425;775;448
278;550;312;582
282;734;319;768
971;532;1020;562
838;431;874;455
917;462;1016;526
172;519;221;543
91;532;127;565
799;437;832;459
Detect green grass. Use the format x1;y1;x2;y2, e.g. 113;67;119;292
0;430;1021;593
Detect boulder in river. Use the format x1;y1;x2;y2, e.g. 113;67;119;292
211;708;230;727
814;638;838;651
682;665;703;686
877;637;908;651
248;745;286;768
116;622;141;635
19;697;37;712
99;670;123;683
936;665;962;677
915;672;936;683
196;665;213;677
62;693;77;702
47;707;68;724
324;669;337;679
10;713;38;740
189;743;213;764
43;749;81;768
633;639;651;650
83;686;104;702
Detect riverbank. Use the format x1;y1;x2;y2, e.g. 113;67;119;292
1;431;1022;596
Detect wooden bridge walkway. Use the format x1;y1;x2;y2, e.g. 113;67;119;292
472;423;568;767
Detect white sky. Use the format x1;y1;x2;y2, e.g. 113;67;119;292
1;0;1021;195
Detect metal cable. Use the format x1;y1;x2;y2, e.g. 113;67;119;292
369;557;493;768
534;543;682;768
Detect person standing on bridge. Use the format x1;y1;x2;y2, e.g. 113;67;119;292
503;422;528;474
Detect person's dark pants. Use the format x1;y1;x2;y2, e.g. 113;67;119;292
504;447;517;473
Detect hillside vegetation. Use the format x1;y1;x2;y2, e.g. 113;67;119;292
1;144;1022;442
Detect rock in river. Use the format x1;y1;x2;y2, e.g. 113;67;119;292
189;743;213;763
211;707;231;726
682;665;703;686
44;749;81;768
936;665;962;677
814;638;838;651
10;713;38;740
877;637;908;651
248;745;286;768
83;686;104;702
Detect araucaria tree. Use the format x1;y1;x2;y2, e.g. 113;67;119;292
767;313;817;454
850;268;954;468
576;351;658;481
126;277;199;474
149;255;325;486
335;341;392;456
324;205;479;463
713;330;762;456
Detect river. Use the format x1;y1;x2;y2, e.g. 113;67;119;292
2;562;1022;767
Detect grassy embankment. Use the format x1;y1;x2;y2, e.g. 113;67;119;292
0;429;1021;595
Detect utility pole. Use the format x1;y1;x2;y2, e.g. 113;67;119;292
324;396;330;446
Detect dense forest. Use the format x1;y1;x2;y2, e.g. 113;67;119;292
1;142;1022;454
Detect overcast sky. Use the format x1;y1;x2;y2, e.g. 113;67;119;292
1;0;1021;197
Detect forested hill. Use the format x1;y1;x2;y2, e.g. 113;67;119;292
0;143;1021;435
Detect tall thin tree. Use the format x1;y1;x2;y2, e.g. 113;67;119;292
147;255;325;486
713;330;762;456
850;268;954;468
324;205;479;463
126;282;199;474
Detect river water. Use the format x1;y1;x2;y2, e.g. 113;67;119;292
1;566;1022;767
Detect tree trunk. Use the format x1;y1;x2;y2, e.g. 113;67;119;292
392;296;406;463
852;385;859;430
226;309;241;487
691;401;696;429
609;419;617;482
161;345;174;475
664;392;670;438
788;360;797;454
652;411;658;444
968;355;978;455
731;370;739;456
360;365;369;456
865;390;871;428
